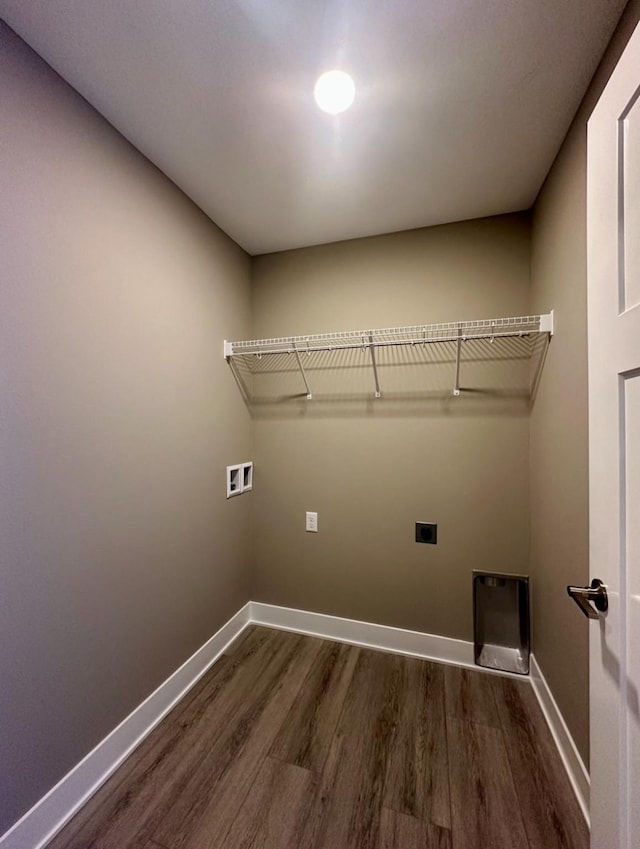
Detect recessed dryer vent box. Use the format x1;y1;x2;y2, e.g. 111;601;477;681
473;571;530;675
227;462;253;498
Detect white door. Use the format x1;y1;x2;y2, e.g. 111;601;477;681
587;19;640;849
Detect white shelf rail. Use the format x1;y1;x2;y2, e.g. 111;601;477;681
224;311;553;400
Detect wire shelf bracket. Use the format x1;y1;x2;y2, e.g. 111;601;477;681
224;311;554;399
293;340;313;400
454;326;463;396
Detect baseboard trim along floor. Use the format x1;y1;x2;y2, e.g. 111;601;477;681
0;603;252;849
250;601;477;668
530;653;590;825
0;601;589;849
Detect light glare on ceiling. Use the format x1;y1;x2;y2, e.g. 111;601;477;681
314;70;355;114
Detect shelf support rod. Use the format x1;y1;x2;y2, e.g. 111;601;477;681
293;341;313;399
369;333;381;398
453;326;462;396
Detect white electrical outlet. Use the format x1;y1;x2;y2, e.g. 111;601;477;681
306;511;318;532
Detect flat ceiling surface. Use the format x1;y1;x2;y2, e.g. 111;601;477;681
0;1;627;254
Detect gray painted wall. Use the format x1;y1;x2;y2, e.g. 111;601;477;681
529;0;640;767
0;23;252;833
251;215;532;639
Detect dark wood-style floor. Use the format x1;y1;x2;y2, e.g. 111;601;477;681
48;626;588;849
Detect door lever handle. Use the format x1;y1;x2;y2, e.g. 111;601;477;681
567;578;608;619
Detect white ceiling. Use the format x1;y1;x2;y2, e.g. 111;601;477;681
0;1;627;254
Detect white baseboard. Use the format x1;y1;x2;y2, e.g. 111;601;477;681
0;602;251;849
250;601;478;668
530;653;590;825
1;602;590;849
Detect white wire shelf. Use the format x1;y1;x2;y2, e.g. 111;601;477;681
225;313;553;357
224;312;553;400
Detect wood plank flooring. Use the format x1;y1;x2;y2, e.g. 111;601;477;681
47;626;588;849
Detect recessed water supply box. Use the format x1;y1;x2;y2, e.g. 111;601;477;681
226;462;253;498
473;571;530;675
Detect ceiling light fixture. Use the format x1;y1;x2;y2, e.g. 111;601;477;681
314;70;355;114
